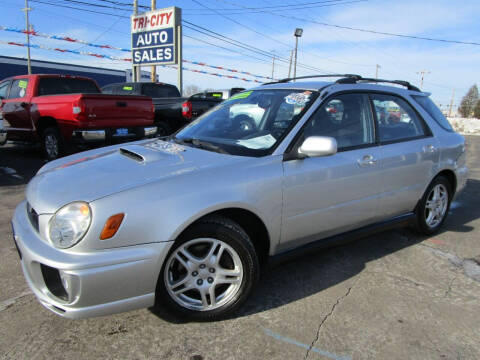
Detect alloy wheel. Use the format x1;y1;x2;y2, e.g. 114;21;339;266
164;238;244;311
424;183;448;228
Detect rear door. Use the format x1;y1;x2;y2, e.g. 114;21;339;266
281;93;383;251
370;93;439;218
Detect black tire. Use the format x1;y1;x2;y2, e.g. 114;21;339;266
414;175;452;235
155;215;259;321
42;127;64;161
156;121;171;137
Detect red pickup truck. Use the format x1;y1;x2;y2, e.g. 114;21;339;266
0;74;155;160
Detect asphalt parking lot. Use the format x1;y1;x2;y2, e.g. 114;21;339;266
1;137;479;360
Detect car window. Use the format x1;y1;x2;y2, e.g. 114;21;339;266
0;80;10;99
8;79;29;99
371;94;425;142
412;95;453;132
102;85;114;94
302;93;375;150
37;78;100;96
175;89;319;157
142;84;180;98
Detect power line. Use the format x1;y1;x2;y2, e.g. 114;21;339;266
215;0;480;46
185;0;368;15
190;0;292;48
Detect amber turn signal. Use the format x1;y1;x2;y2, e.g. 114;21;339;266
100;213;125;240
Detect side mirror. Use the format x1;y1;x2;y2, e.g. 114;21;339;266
298;136;337;158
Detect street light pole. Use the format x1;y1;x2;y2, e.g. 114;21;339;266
293;28;303;81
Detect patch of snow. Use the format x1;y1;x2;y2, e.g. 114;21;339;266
447;117;480;135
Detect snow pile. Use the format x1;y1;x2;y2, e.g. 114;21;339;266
447;118;480;135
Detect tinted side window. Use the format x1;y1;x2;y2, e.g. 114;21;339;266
412;95;453;131
8;79;29;99
142;84;180;98
303;93;375;150
0;81;10;99
371;94;426;142
102;85;114;94
37;78;100;96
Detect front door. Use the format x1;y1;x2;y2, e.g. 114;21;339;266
281;93;384;251
2;78;33;141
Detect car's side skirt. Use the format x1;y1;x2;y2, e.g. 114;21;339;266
268;212;415;267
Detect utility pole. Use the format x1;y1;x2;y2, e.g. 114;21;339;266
375;64;381;78
416;69;430;90
288;50;293;78
150;0;156;82
132;0;138;82
448;88;455;118
22;0;32;74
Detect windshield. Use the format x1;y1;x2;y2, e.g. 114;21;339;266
174;89;318;156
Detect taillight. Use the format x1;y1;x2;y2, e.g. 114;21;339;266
72;99;86;121
182;100;192;120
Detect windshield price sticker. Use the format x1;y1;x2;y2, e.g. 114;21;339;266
285;91;312;106
123;86;133;91
230;91;252;100
18;80;28;89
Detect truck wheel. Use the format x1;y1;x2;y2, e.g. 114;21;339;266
156;121;171;137
156;215;259;320
42;127;63;161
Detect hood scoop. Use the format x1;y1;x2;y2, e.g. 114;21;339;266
119;147;145;162
118;143;179;163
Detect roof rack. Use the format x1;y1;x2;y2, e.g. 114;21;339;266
336;76;421;92
262;74;421;92
263;74;361;85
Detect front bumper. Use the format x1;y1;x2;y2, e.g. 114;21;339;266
0;129;6;145
11;201;173;319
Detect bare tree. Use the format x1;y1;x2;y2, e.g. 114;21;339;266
184;84;202;97
459;84;479;118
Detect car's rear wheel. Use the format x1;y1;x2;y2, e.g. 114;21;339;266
156;216;259;320
415;176;452;235
42;127;64;161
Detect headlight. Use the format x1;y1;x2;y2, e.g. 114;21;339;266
48;202;91;249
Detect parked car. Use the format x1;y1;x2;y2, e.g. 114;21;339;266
0;115;6;145
189;88;246;119
102;82;192;136
12;75;468;321
0;74;155;160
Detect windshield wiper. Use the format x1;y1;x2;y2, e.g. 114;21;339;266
174;137;230;155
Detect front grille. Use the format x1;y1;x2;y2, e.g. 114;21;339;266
27;202;39;233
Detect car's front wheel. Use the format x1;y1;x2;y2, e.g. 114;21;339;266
415;176;452;235
156;216;259;320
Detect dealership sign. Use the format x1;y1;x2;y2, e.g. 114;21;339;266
131;7;181;65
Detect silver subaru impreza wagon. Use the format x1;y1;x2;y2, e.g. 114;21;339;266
12;75;468;320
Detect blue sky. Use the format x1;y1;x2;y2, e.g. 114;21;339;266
0;0;479;109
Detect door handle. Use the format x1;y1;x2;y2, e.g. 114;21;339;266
357;154;377;167
423;144;436;153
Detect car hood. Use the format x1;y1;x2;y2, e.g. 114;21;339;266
27;139;244;214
